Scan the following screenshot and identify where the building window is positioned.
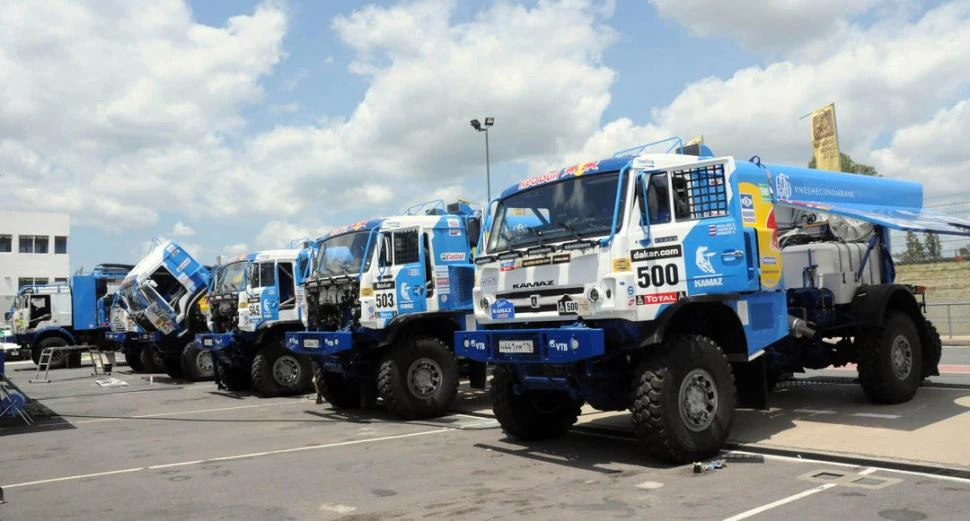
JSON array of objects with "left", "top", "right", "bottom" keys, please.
[
  {"left": 35, "top": 236, "right": 49, "bottom": 254},
  {"left": 18, "top": 236, "right": 34, "bottom": 253},
  {"left": 0, "top": 235, "right": 11, "bottom": 253},
  {"left": 18, "top": 277, "right": 49, "bottom": 289},
  {"left": 55, "top": 236, "right": 68, "bottom": 254}
]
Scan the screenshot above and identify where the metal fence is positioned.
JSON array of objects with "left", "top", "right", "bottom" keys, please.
[
  {"left": 891, "top": 191, "right": 970, "bottom": 262},
  {"left": 926, "top": 302, "right": 970, "bottom": 339}
]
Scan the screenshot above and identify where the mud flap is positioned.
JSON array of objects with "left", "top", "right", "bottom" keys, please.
[
  {"left": 468, "top": 361, "right": 487, "bottom": 390},
  {"left": 732, "top": 357, "right": 769, "bottom": 410}
]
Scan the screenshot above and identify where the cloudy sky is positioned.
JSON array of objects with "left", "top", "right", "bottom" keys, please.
[{"left": 2, "top": 0, "right": 968, "bottom": 270}]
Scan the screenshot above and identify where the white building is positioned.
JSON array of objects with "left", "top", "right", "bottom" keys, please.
[{"left": 0, "top": 211, "right": 71, "bottom": 319}]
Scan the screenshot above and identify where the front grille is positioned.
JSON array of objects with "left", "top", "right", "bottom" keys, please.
[{"left": 496, "top": 286, "right": 584, "bottom": 300}]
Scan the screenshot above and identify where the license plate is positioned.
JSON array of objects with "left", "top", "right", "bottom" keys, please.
[
  {"left": 303, "top": 338, "right": 320, "bottom": 349},
  {"left": 203, "top": 339, "right": 213, "bottom": 346},
  {"left": 498, "top": 339, "right": 534, "bottom": 354}
]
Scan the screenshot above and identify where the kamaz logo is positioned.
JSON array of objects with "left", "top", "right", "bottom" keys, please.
[{"left": 512, "top": 280, "right": 554, "bottom": 289}]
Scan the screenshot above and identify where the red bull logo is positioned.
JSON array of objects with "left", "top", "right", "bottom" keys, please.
[{"left": 517, "top": 161, "right": 600, "bottom": 190}]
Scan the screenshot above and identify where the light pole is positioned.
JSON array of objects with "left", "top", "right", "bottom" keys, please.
[{"left": 470, "top": 117, "right": 494, "bottom": 201}]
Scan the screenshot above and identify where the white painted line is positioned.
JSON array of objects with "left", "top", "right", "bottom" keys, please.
[
  {"left": 850, "top": 413, "right": 901, "bottom": 419},
  {"left": 319, "top": 503, "right": 357, "bottom": 514},
  {"left": 721, "top": 484, "right": 837, "bottom": 521},
  {"left": 859, "top": 467, "right": 879, "bottom": 475},
  {"left": 726, "top": 450, "right": 970, "bottom": 485},
  {"left": 793, "top": 408, "right": 837, "bottom": 415},
  {"left": 3, "top": 428, "right": 450, "bottom": 489}
]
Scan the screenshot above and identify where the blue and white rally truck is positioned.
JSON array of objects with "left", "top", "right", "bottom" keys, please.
[
  {"left": 114, "top": 241, "right": 212, "bottom": 380},
  {"left": 6, "top": 264, "right": 132, "bottom": 368},
  {"left": 286, "top": 200, "right": 484, "bottom": 419},
  {"left": 104, "top": 291, "right": 163, "bottom": 373},
  {"left": 456, "top": 138, "right": 970, "bottom": 463},
  {"left": 196, "top": 247, "right": 316, "bottom": 396}
]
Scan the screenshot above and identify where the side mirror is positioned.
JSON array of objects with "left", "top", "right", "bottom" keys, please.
[
  {"left": 636, "top": 171, "right": 652, "bottom": 245},
  {"left": 466, "top": 217, "right": 482, "bottom": 249}
]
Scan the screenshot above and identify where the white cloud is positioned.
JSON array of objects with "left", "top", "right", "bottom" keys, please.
[
  {"left": 170, "top": 221, "right": 196, "bottom": 237},
  {"left": 254, "top": 220, "right": 330, "bottom": 250},
  {"left": 576, "top": 1, "right": 970, "bottom": 196},
  {"left": 649, "top": 0, "right": 878, "bottom": 52},
  {"left": 220, "top": 242, "right": 251, "bottom": 258}
]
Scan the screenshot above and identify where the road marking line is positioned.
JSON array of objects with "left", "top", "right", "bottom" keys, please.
[
  {"left": 793, "top": 408, "right": 837, "bottom": 415},
  {"left": 859, "top": 467, "right": 878, "bottom": 475},
  {"left": 722, "top": 483, "right": 837, "bottom": 521},
  {"left": 727, "top": 450, "right": 970, "bottom": 485},
  {"left": 851, "top": 413, "right": 901, "bottom": 419},
  {"left": 2, "top": 428, "right": 450, "bottom": 489}
]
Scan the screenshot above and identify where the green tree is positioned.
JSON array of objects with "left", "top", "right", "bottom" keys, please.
[
  {"left": 808, "top": 152, "right": 880, "bottom": 176},
  {"left": 904, "top": 232, "right": 926, "bottom": 262},
  {"left": 959, "top": 245, "right": 970, "bottom": 258},
  {"left": 925, "top": 232, "right": 942, "bottom": 259}
]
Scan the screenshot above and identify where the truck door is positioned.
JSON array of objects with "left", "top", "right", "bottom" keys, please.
[
  {"left": 375, "top": 228, "right": 428, "bottom": 320},
  {"left": 671, "top": 161, "right": 755, "bottom": 294}
]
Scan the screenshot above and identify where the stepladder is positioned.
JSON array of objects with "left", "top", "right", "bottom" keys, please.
[{"left": 29, "top": 345, "right": 104, "bottom": 384}]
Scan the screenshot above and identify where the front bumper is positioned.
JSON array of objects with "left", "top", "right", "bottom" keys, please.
[
  {"left": 104, "top": 331, "right": 159, "bottom": 345},
  {"left": 284, "top": 331, "right": 353, "bottom": 356},
  {"left": 195, "top": 333, "right": 237, "bottom": 352},
  {"left": 455, "top": 327, "right": 605, "bottom": 364}
]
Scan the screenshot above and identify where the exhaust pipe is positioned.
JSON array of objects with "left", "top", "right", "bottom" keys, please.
[{"left": 788, "top": 316, "right": 816, "bottom": 338}]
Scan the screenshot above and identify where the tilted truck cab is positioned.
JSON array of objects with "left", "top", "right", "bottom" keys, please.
[
  {"left": 455, "top": 138, "right": 970, "bottom": 463},
  {"left": 114, "top": 241, "right": 212, "bottom": 380},
  {"left": 195, "top": 246, "right": 316, "bottom": 396},
  {"left": 285, "top": 200, "right": 484, "bottom": 419},
  {"left": 10, "top": 264, "right": 132, "bottom": 369}
]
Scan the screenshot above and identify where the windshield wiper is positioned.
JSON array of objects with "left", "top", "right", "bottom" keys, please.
[
  {"left": 525, "top": 227, "right": 548, "bottom": 247},
  {"left": 557, "top": 221, "right": 585, "bottom": 242}
]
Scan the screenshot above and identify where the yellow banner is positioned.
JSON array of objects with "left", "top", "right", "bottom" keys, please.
[{"left": 811, "top": 103, "right": 841, "bottom": 171}]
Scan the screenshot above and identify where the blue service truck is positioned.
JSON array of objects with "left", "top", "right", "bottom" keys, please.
[
  {"left": 455, "top": 138, "right": 970, "bottom": 463},
  {"left": 196, "top": 247, "right": 316, "bottom": 396},
  {"left": 286, "top": 200, "right": 485, "bottom": 419},
  {"left": 113, "top": 241, "right": 212, "bottom": 380},
  {"left": 6, "top": 264, "right": 132, "bottom": 369}
]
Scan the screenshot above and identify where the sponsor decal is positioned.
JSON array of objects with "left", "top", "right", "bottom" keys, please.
[
  {"left": 516, "top": 161, "right": 600, "bottom": 190},
  {"left": 707, "top": 222, "right": 737, "bottom": 237},
  {"left": 632, "top": 245, "right": 683, "bottom": 262},
  {"left": 177, "top": 258, "right": 191, "bottom": 272},
  {"left": 377, "top": 310, "right": 397, "bottom": 319},
  {"left": 613, "top": 257, "right": 631, "bottom": 272},
  {"left": 500, "top": 260, "right": 515, "bottom": 272},
  {"left": 360, "top": 287, "right": 374, "bottom": 297},
  {"left": 761, "top": 256, "right": 777, "bottom": 265},
  {"left": 774, "top": 173, "right": 792, "bottom": 200},
  {"left": 636, "top": 292, "right": 678, "bottom": 305},
  {"left": 518, "top": 170, "right": 562, "bottom": 190},
  {"left": 374, "top": 280, "right": 396, "bottom": 290},
  {"left": 512, "top": 280, "right": 554, "bottom": 290},
  {"left": 654, "top": 235, "right": 678, "bottom": 244},
  {"left": 740, "top": 194, "right": 756, "bottom": 223},
  {"left": 521, "top": 257, "right": 551, "bottom": 268},
  {"left": 399, "top": 282, "right": 413, "bottom": 302},
  {"left": 399, "top": 302, "right": 415, "bottom": 311},
  {"left": 479, "top": 275, "right": 497, "bottom": 291},
  {"left": 627, "top": 285, "right": 635, "bottom": 296},
  {"left": 490, "top": 299, "right": 515, "bottom": 320},
  {"left": 557, "top": 295, "right": 580, "bottom": 315},
  {"left": 384, "top": 221, "right": 400, "bottom": 228},
  {"left": 449, "top": 229, "right": 462, "bottom": 236},
  {"left": 695, "top": 246, "right": 718, "bottom": 275},
  {"left": 552, "top": 253, "right": 571, "bottom": 264},
  {"left": 407, "top": 267, "right": 420, "bottom": 277},
  {"left": 447, "top": 217, "right": 461, "bottom": 228},
  {"left": 693, "top": 276, "right": 724, "bottom": 288},
  {"left": 759, "top": 183, "right": 772, "bottom": 202},
  {"left": 440, "top": 252, "right": 466, "bottom": 262}
]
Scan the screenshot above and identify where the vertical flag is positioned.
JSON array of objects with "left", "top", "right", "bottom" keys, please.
[{"left": 810, "top": 103, "right": 841, "bottom": 171}]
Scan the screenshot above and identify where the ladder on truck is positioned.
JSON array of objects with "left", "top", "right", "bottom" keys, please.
[{"left": 29, "top": 345, "right": 104, "bottom": 384}]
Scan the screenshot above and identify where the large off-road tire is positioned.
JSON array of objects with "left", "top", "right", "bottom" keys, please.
[
  {"left": 857, "top": 311, "right": 923, "bottom": 404},
  {"left": 491, "top": 365, "right": 582, "bottom": 440},
  {"left": 251, "top": 342, "right": 312, "bottom": 397},
  {"left": 377, "top": 337, "right": 460, "bottom": 419},
  {"left": 921, "top": 319, "right": 943, "bottom": 381},
  {"left": 630, "top": 334, "right": 736, "bottom": 464},
  {"left": 32, "top": 336, "right": 69, "bottom": 369},
  {"left": 216, "top": 360, "right": 252, "bottom": 392},
  {"left": 162, "top": 354, "right": 185, "bottom": 379},
  {"left": 124, "top": 344, "right": 145, "bottom": 372},
  {"left": 313, "top": 361, "right": 363, "bottom": 409},
  {"left": 181, "top": 341, "right": 214, "bottom": 382},
  {"left": 140, "top": 345, "right": 163, "bottom": 373}
]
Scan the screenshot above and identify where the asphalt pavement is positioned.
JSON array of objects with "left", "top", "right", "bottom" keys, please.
[{"left": 0, "top": 349, "right": 969, "bottom": 520}]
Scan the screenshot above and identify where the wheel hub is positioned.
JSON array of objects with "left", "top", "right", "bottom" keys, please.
[
  {"left": 196, "top": 350, "right": 213, "bottom": 372},
  {"left": 273, "top": 355, "right": 301, "bottom": 386},
  {"left": 890, "top": 334, "right": 913, "bottom": 380},
  {"left": 678, "top": 368, "right": 718, "bottom": 432},
  {"left": 407, "top": 358, "right": 443, "bottom": 398}
]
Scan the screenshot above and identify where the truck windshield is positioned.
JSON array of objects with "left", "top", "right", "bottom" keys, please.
[
  {"left": 314, "top": 231, "right": 373, "bottom": 278},
  {"left": 487, "top": 172, "right": 625, "bottom": 253},
  {"left": 217, "top": 261, "right": 249, "bottom": 293}
]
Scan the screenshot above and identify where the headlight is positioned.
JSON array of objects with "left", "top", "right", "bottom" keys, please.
[
  {"left": 588, "top": 288, "right": 600, "bottom": 302},
  {"left": 479, "top": 297, "right": 490, "bottom": 311}
]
